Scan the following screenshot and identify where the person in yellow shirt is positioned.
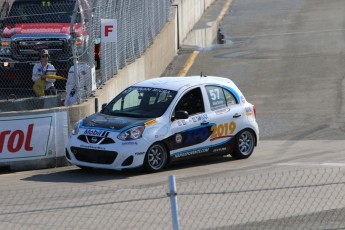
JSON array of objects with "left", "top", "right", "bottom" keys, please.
[{"left": 32, "top": 49, "right": 57, "bottom": 96}]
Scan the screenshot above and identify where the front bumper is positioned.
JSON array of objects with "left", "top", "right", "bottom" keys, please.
[{"left": 65, "top": 139, "right": 150, "bottom": 171}]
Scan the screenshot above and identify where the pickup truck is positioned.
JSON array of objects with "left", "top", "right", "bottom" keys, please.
[{"left": 0, "top": 0, "right": 98, "bottom": 87}]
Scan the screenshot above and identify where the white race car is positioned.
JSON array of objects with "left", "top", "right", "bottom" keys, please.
[{"left": 65, "top": 76, "right": 259, "bottom": 172}]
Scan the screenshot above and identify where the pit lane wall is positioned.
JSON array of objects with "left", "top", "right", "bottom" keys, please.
[{"left": 0, "top": 0, "right": 217, "bottom": 171}]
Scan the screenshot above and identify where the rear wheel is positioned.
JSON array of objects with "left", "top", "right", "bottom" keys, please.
[
  {"left": 144, "top": 143, "right": 168, "bottom": 172},
  {"left": 230, "top": 129, "right": 256, "bottom": 159}
]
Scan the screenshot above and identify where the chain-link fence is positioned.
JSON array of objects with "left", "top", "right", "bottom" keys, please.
[
  {"left": 0, "top": 0, "right": 171, "bottom": 111},
  {"left": 94, "top": 0, "right": 171, "bottom": 84},
  {"left": 1, "top": 167, "right": 345, "bottom": 229}
]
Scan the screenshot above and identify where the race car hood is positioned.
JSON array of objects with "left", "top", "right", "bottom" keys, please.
[
  {"left": 82, "top": 113, "right": 152, "bottom": 131},
  {"left": 2, "top": 23, "right": 83, "bottom": 38}
]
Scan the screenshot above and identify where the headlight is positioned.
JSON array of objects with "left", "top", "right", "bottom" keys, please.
[
  {"left": 118, "top": 126, "right": 145, "bottom": 141},
  {"left": 71, "top": 120, "right": 81, "bottom": 135},
  {"left": 0, "top": 39, "right": 11, "bottom": 55},
  {"left": 74, "top": 36, "right": 84, "bottom": 46}
]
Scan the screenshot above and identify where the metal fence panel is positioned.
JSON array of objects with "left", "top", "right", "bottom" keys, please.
[{"left": 1, "top": 168, "right": 345, "bottom": 229}]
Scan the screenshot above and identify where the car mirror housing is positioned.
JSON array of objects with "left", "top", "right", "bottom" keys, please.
[{"left": 173, "top": 110, "right": 189, "bottom": 120}]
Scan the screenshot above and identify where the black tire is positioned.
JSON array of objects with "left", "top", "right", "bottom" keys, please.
[
  {"left": 230, "top": 129, "right": 256, "bottom": 159},
  {"left": 144, "top": 143, "right": 168, "bottom": 172}
]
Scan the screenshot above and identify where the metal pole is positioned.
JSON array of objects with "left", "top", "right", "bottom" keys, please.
[
  {"left": 70, "top": 1, "right": 80, "bottom": 104},
  {"left": 168, "top": 175, "right": 180, "bottom": 230}
]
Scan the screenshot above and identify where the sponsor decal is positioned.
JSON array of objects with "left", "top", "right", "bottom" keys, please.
[
  {"left": 167, "top": 124, "right": 214, "bottom": 151},
  {"left": 175, "top": 134, "right": 182, "bottom": 144},
  {"left": 135, "top": 152, "right": 145, "bottom": 155},
  {"left": 210, "top": 122, "right": 236, "bottom": 141},
  {"left": 213, "top": 147, "right": 227, "bottom": 153},
  {"left": 84, "top": 129, "right": 103, "bottom": 136},
  {"left": 155, "top": 134, "right": 165, "bottom": 139},
  {"left": 0, "top": 115, "right": 58, "bottom": 160},
  {"left": 198, "top": 114, "right": 208, "bottom": 121},
  {"left": 80, "top": 145, "right": 106, "bottom": 150},
  {"left": 215, "top": 108, "right": 230, "bottom": 115},
  {"left": 145, "top": 119, "right": 157, "bottom": 127},
  {"left": 245, "top": 107, "right": 252, "bottom": 116},
  {"left": 0, "top": 124, "right": 33, "bottom": 153},
  {"left": 174, "top": 148, "right": 209, "bottom": 158},
  {"left": 123, "top": 87, "right": 172, "bottom": 94},
  {"left": 121, "top": 141, "right": 138, "bottom": 145},
  {"left": 212, "top": 100, "right": 225, "bottom": 107},
  {"left": 185, "top": 127, "right": 210, "bottom": 144},
  {"left": 177, "top": 120, "right": 187, "bottom": 126}
]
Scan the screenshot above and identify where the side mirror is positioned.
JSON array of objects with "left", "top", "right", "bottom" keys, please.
[
  {"left": 172, "top": 110, "right": 188, "bottom": 121},
  {"left": 101, "top": 103, "right": 107, "bottom": 110}
]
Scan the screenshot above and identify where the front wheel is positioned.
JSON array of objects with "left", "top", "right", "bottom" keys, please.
[
  {"left": 144, "top": 143, "right": 168, "bottom": 172},
  {"left": 230, "top": 129, "right": 256, "bottom": 159}
]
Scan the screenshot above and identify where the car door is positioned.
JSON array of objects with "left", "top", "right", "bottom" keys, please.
[
  {"left": 202, "top": 85, "right": 246, "bottom": 154},
  {"left": 167, "top": 86, "right": 214, "bottom": 159}
]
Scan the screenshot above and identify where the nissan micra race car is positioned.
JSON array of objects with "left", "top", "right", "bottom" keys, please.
[{"left": 65, "top": 76, "right": 259, "bottom": 172}]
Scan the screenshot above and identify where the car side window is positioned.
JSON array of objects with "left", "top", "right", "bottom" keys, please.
[
  {"left": 175, "top": 87, "right": 205, "bottom": 116},
  {"left": 206, "top": 86, "right": 237, "bottom": 110},
  {"left": 223, "top": 88, "right": 237, "bottom": 106}
]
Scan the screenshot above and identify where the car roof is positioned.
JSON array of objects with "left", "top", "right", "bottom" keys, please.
[{"left": 133, "top": 76, "right": 238, "bottom": 91}]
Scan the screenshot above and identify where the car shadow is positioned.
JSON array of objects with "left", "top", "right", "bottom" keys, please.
[
  {"left": 21, "top": 167, "right": 144, "bottom": 183},
  {"left": 166, "top": 154, "right": 236, "bottom": 171},
  {"left": 21, "top": 155, "right": 236, "bottom": 183}
]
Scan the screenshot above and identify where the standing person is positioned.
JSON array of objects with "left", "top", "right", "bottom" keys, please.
[
  {"left": 32, "top": 49, "right": 57, "bottom": 96},
  {"left": 64, "top": 62, "right": 91, "bottom": 106}
]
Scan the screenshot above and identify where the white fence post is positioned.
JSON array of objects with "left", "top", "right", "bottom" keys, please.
[{"left": 168, "top": 175, "right": 180, "bottom": 230}]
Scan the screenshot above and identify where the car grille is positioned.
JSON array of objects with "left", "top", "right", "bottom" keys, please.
[
  {"left": 70, "top": 147, "right": 118, "bottom": 164},
  {"left": 78, "top": 135, "right": 115, "bottom": 144},
  {"left": 12, "top": 37, "right": 71, "bottom": 60}
]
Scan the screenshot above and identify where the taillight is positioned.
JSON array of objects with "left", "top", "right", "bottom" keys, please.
[{"left": 253, "top": 105, "right": 257, "bottom": 118}]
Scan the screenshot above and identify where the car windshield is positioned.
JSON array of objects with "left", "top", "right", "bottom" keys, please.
[
  {"left": 102, "top": 87, "right": 177, "bottom": 118},
  {"left": 6, "top": 0, "right": 81, "bottom": 24}
]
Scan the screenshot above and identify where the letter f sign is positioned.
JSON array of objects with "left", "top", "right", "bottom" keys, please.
[
  {"left": 105, "top": 25, "right": 113, "bottom": 37},
  {"left": 101, "top": 19, "right": 117, "bottom": 43}
]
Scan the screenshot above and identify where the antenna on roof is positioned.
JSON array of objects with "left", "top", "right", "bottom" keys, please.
[{"left": 200, "top": 72, "right": 207, "bottom": 77}]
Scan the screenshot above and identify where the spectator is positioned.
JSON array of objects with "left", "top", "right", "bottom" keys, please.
[
  {"left": 64, "top": 62, "right": 91, "bottom": 106},
  {"left": 32, "top": 49, "right": 57, "bottom": 96}
]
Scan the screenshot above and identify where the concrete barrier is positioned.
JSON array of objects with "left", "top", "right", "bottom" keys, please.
[{"left": 0, "top": 95, "right": 61, "bottom": 112}]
